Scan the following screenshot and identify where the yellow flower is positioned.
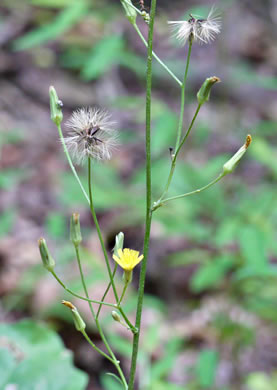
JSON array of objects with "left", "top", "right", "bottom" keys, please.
[{"left": 113, "top": 248, "right": 144, "bottom": 271}]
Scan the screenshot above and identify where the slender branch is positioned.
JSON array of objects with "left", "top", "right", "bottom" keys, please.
[
  {"left": 157, "top": 103, "right": 202, "bottom": 203},
  {"left": 74, "top": 245, "right": 127, "bottom": 389},
  {"left": 153, "top": 173, "right": 225, "bottom": 210},
  {"left": 117, "top": 306, "right": 137, "bottom": 334},
  {"left": 56, "top": 123, "right": 89, "bottom": 204},
  {"left": 133, "top": 23, "right": 182, "bottom": 87},
  {"left": 81, "top": 329, "right": 114, "bottom": 363},
  {"left": 118, "top": 281, "right": 130, "bottom": 306},
  {"left": 96, "top": 264, "right": 118, "bottom": 318},
  {"left": 50, "top": 270, "right": 115, "bottom": 308},
  {"left": 128, "top": 0, "right": 156, "bottom": 388},
  {"left": 175, "top": 39, "right": 192, "bottom": 150},
  {"left": 88, "top": 158, "right": 119, "bottom": 302}
]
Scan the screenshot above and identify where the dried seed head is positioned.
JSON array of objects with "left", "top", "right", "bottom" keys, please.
[
  {"left": 65, "top": 108, "right": 118, "bottom": 164},
  {"left": 168, "top": 6, "right": 221, "bottom": 45}
]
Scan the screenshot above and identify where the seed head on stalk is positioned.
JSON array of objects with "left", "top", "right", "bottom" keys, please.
[
  {"left": 65, "top": 108, "right": 118, "bottom": 164},
  {"left": 168, "top": 6, "right": 221, "bottom": 45}
]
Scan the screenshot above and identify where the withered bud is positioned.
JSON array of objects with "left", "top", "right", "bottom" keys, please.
[
  {"left": 62, "top": 300, "right": 86, "bottom": 332},
  {"left": 49, "top": 86, "right": 63, "bottom": 126},
  {"left": 197, "top": 76, "right": 221, "bottom": 105},
  {"left": 38, "top": 238, "right": 55, "bottom": 272},
  {"left": 70, "top": 213, "right": 82, "bottom": 247},
  {"left": 223, "top": 135, "right": 252, "bottom": 175}
]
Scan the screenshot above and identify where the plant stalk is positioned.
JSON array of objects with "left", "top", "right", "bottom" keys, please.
[
  {"left": 175, "top": 39, "right": 192, "bottom": 150},
  {"left": 128, "top": 0, "right": 156, "bottom": 388},
  {"left": 88, "top": 158, "right": 119, "bottom": 303}
]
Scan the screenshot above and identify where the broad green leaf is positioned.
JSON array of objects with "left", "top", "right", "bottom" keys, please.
[
  {"left": 0, "top": 209, "right": 15, "bottom": 237},
  {"left": 190, "top": 255, "right": 234, "bottom": 292},
  {"left": 45, "top": 212, "right": 67, "bottom": 238},
  {"left": 0, "top": 320, "right": 88, "bottom": 390},
  {"left": 151, "top": 338, "right": 182, "bottom": 382},
  {"left": 195, "top": 349, "right": 218, "bottom": 388},
  {"left": 238, "top": 225, "right": 267, "bottom": 266},
  {"left": 13, "top": 1, "right": 89, "bottom": 50},
  {"left": 81, "top": 36, "right": 124, "bottom": 80},
  {"left": 152, "top": 111, "right": 178, "bottom": 155}
]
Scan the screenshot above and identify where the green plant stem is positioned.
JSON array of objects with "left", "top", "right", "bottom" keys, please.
[
  {"left": 95, "top": 264, "right": 136, "bottom": 333},
  {"left": 133, "top": 23, "right": 182, "bottom": 87},
  {"left": 75, "top": 245, "right": 127, "bottom": 389},
  {"left": 156, "top": 173, "right": 225, "bottom": 209},
  {"left": 117, "top": 307, "right": 137, "bottom": 334},
  {"left": 128, "top": 0, "right": 156, "bottom": 388},
  {"left": 157, "top": 103, "right": 202, "bottom": 204},
  {"left": 88, "top": 158, "right": 119, "bottom": 303},
  {"left": 50, "top": 270, "right": 115, "bottom": 308},
  {"left": 56, "top": 123, "right": 89, "bottom": 204},
  {"left": 118, "top": 281, "right": 130, "bottom": 306},
  {"left": 96, "top": 264, "right": 118, "bottom": 318},
  {"left": 175, "top": 39, "right": 192, "bottom": 150},
  {"left": 80, "top": 329, "right": 113, "bottom": 362}
]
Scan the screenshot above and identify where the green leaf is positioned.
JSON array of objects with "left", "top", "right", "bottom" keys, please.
[
  {"left": 238, "top": 225, "right": 267, "bottom": 266},
  {"left": 195, "top": 349, "right": 218, "bottom": 388},
  {"left": 0, "top": 319, "right": 88, "bottom": 390},
  {"left": 152, "top": 111, "right": 178, "bottom": 156},
  {"left": 81, "top": 36, "right": 124, "bottom": 80},
  {"left": 0, "top": 209, "right": 15, "bottom": 237},
  {"left": 29, "top": 0, "right": 77, "bottom": 7},
  {"left": 151, "top": 338, "right": 182, "bottom": 382},
  {"left": 45, "top": 212, "right": 67, "bottom": 238},
  {"left": 101, "top": 373, "right": 124, "bottom": 390},
  {"left": 13, "top": 1, "right": 89, "bottom": 50},
  {"left": 190, "top": 255, "right": 234, "bottom": 293}
]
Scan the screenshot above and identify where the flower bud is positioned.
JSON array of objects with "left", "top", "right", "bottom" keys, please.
[
  {"left": 62, "top": 301, "right": 86, "bottom": 332},
  {"left": 111, "top": 311, "right": 121, "bottom": 323},
  {"left": 49, "top": 86, "right": 63, "bottom": 126},
  {"left": 113, "top": 232, "right": 124, "bottom": 257},
  {"left": 120, "top": 0, "right": 137, "bottom": 25},
  {"left": 223, "top": 135, "right": 252, "bottom": 175},
  {"left": 197, "top": 76, "right": 220, "bottom": 105},
  {"left": 70, "top": 213, "right": 82, "bottom": 247},
  {"left": 38, "top": 238, "right": 55, "bottom": 272}
]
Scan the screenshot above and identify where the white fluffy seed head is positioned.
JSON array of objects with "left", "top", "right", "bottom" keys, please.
[
  {"left": 65, "top": 108, "right": 118, "bottom": 164},
  {"left": 168, "top": 6, "right": 221, "bottom": 45}
]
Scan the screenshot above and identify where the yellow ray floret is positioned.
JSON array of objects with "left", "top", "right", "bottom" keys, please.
[{"left": 112, "top": 248, "right": 144, "bottom": 271}]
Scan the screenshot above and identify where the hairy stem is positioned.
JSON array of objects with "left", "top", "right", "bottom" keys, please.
[{"left": 128, "top": 0, "right": 156, "bottom": 388}]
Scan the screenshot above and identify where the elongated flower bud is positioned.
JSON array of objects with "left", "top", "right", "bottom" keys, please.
[
  {"left": 223, "top": 135, "right": 252, "bottom": 175},
  {"left": 197, "top": 76, "right": 220, "bottom": 105},
  {"left": 62, "top": 301, "right": 86, "bottom": 332},
  {"left": 38, "top": 238, "right": 55, "bottom": 272},
  {"left": 70, "top": 213, "right": 82, "bottom": 247},
  {"left": 49, "top": 86, "right": 63, "bottom": 126},
  {"left": 111, "top": 311, "right": 121, "bottom": 323},
  {"left": 120, "top": 0, "right": 137, "bottom": 25},
  {"left": 113, "top": 232, "right": 124, "bottom": 257}
]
